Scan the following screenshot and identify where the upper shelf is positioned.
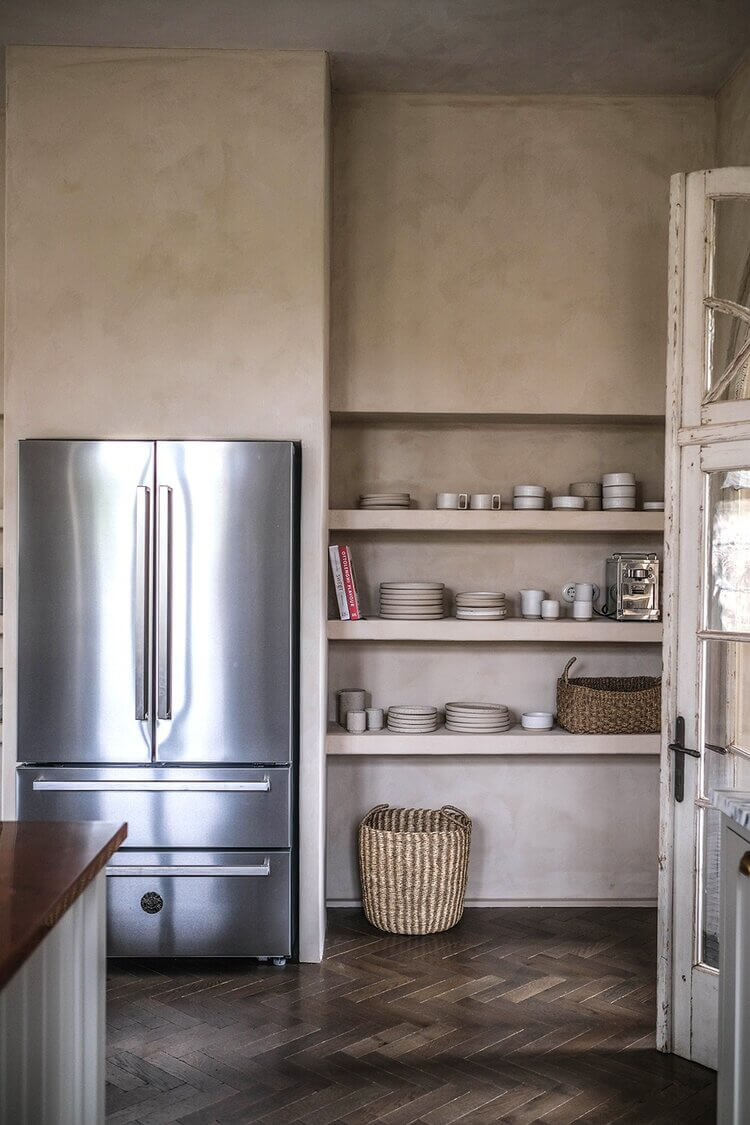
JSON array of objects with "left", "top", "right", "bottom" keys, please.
[
  {"left": 329, "top": 510, "right": 664, "bottom": 533},
  {"left": 331, "top": 410, "right": 666, "bottom": 426},
  {"left": 328, "top": 619, "right": 662, "bottom": 643},
  {"left": 327, "top": 725, "right": 660, "bottom": 757}
]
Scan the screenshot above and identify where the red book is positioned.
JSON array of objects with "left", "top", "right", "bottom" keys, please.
[{"left": 338, "top": 545, "right": 360, "bottom": 620}]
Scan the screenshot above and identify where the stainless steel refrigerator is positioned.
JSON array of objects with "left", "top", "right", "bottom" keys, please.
[{"left": 17, "top": 439, "right": 299, "bottom": 961}]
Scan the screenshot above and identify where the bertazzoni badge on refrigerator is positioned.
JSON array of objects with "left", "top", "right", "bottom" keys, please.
[{"left": 16, "top": 439, "right": 300, "bottom": 962}]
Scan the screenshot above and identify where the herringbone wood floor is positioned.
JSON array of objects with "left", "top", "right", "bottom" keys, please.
[{"left": 106, "top": 908, "right": 715, "bottom": 1124}]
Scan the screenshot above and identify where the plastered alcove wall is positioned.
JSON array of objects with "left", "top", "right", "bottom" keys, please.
[
  {"left": 2, "top": 47, "right": 330, "bottom": 961},
  {"left": 331, "top": 93, "right": 716, "bottom": 415}
]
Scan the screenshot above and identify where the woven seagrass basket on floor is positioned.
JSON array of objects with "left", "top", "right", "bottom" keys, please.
[
  {"left": 556, "top": 656, "right": 661, "bottom": 735},
  {"left": 358, "top": 804, "right": 472, "bottom": 935}
]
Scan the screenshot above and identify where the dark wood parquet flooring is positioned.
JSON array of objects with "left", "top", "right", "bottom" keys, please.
[{"left": 106, "top": 907, "right": 716, "bottom": 1124}]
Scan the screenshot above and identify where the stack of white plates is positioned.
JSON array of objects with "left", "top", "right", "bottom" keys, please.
[
  {"left": 359, "top": 493, "right": 411, "bottom": 509},
  {"left": 513, "top": 485, "right": 545, "bottom": 510},
  {"left": 602, "top": 473, "right": 636, "bottom": 510},
  {"left": 454, "top": 591, "right": 507, "bottom": 619},
  {"left": 445, "top": 702, "right": 512, "bottom": 733},
  {"left": 379, "top": 581, "right": 445, "bottom": 619},
  {"left": 387, "top": 705, "right": 440, "bottom": 733},
  {"left": 570, "top": 481, "right": 602, "bottom": 511}
]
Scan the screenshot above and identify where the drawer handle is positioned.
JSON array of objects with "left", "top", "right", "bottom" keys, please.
[
  {"left": 740, "top": 852, "right": 750, "bottom": 877},
  {"left": 32, "top": 778, "right": 271, "bottom": 792},
  {"left": 106, "top": 860, "right": 271, "bottom": 877}
]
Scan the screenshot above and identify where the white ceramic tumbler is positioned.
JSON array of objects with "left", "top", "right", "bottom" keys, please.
[
  {"left": 541, "top": 599, "right": 560, "bottom": 619},
  {"left": 366, "top": 707, "right": 384, "bottom": 731},
  {"left": 575, "top": 583, "right": 595, "bottom": 601},
  {"left": 520, "top": 589, "right": 546, "bottom": 618},
  {"left": 338, "top": 689, "right": 366, "bottom": 727},
  {"left": 346, "top": 710, "right": 367, "bottom": 733},
  {"left": 573, "top": 600, "right": 593, "bottom": 620}
]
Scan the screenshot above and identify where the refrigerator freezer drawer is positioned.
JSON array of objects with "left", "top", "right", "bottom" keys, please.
[
  {"left": 17, "top": 767, "right": 292, "bottom": 849},
  {"left": 106, "top": 850, "right": 292, "bottom": 958}
]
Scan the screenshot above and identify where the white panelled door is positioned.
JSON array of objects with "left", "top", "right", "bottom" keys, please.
[{"left": 659, "top": 168, "right": 750, "bottom": 1067}]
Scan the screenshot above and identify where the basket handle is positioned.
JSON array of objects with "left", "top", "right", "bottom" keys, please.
[
  {"left": 561, "top": 657, "right": 577, "bottom": 682},
  {"left": 440, "top": 804, "right": 469, "bottom": 827},
  {"left": 362, "top": 803, "right": 389, "bottom": 826}
]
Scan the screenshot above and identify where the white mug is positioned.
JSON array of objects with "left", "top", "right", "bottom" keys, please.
[
  {"left": 541, "top": 599, "right": 560, "bottom": 619},
  {"left": 366, "top": 707, "right": 384, "bottom": 731},
  {"left": 573, "top": 600, "right": 593, "bottom": 620},
  {"left": 470, "top": 493, "right": 501, "bottom": 510},
  {"left": 520, "top": 588, "right": 546, "bottom": 617},
  {"left": 575, "top": 583, "right": 595, "bottom": 601},
  {"left": 436, "top": 492, "right": 468, "bottom": 509},
  {"left": 346, "top": 710, "right": 367, "bottom": 733}
]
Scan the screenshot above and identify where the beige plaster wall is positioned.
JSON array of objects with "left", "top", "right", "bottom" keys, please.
[
  {"left": 3, "top": 47, "right": 330, "bottom": 960},
  {"left": 331, "top": 94, "right": 715, "bottom": 416},
  {"left": 718, "top": 52, "right": 750, "bottom": 164}
]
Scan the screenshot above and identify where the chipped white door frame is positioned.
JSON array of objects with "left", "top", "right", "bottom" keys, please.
[{"left": 658, "top": 168, "right": 750, "bottom": 1066}]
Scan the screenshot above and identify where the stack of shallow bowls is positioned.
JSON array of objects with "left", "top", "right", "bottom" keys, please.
[
  {"left": 513, "top": 484, "right": 545, "bottom": 510},
  {"left": 454, "top": 591, "right": 506, "bottom": 619},
  {"left": 359, "top": 493, "right": 411, "bottom": 509},
  {"left": 569, "top": 482, "right": 602, "bottom": 511},
  {"left": 602, "top": 473, "right": 636, "bottom": 510},
  {"left": 445, "top": 702, "right": 512, "bottom": 733},
  {"left": 379, "top": 581, "right": 445, "bottom": 619},
  {"left": 643, "top": 500, "right": 665, "bottom": 511},
  {"left": 387, "top": 705, "right": 440, "bottom": 733}
]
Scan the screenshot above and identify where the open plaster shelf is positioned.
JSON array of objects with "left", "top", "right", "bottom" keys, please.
[
  {"left": 330, "top": 410, "right": 666, "bottom": 426},
  {"left": 329, "top": 510, "right": 664, "bottom": 533},
  {"left": 326, "top": 725, "right": 660, "bottom": 756},
  {"left": 327, "top": 618, "right": 662, "bottom": 643}
]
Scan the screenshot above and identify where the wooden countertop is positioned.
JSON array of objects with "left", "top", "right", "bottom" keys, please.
[{"left": 0, "top": 820, "right": 127, "bottom": 990}]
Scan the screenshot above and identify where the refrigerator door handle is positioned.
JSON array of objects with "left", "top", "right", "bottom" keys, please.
[
  {"left": 157, "top": 484, "right": 173, "bottom": 720},
  {"left": 31, "top": 776, "right": 272, "bottom": 792},
  {"left": 135, "top": 485, "right": 151, "bottom": 720},
  {"left": 106, "top": 860, "right": 271, "bottom": 877}
]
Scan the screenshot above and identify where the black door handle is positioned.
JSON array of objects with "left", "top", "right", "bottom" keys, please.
[{"left": 669, "top": 716, "right": 699, "bottom": 803}]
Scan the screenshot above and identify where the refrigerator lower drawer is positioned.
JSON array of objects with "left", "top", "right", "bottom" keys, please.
[
  {"left": 17, "top": 766, "right": 292, "bottom": 848},
  {"left": 106, "top": 850, "right": 292, "bottom": 958}
]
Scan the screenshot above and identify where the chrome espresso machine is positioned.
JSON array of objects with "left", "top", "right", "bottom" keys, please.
[{"left": 604, "top": 552, "right": 661, "bottom": 621}]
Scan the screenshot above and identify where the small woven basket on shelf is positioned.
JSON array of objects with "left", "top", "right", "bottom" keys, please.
[
  {"left": 358, "top": 804, "right": 472, "bottom": 935},
  {"left": 556, "top": 656, "right": 661, "bottom": 735}
]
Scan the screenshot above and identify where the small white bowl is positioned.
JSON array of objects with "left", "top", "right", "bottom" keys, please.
[
  {"left": 521, "top": 712, "right": 554, "bottom": 730},
  {"left": 552, "top": 495, "right": 585, "bottom": 509},
  {"left": 513, "top": 496, "right": 545, "bottom": 509},
  {"left": 602, "top": 485, "right": 636, "bottom": 497},
  {"left": 603, "top": 497, "right": 636, "bottom": 509},
  {"left": 513, "top": 484, "right": 545, "bottom": 497},
  {"left": 643, "top": 501, "right": 665, "bottom": 510},
  {"left": 601, "top": 473, "right": 635, "bottom": 486}
]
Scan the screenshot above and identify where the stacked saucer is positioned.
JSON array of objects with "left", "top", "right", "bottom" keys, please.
[
  {"left": 513, "top": 484, "right": 545, "bottom": 510},
  {"left": 359, "top": 493, "right": 411, "bottom": 509},
  {"left": 454, "top": 591, "right": 507, "bottom": 620},
  {"left": 379, "top": 581, "right": 445, "bottom": 619},
  {"left": 602, "top": 473, "right": 636, "bottom": 510},
  {"left": 387, "top": 705, "right": 440, "bottom": 733},
  {"left": 445, "top": 702, "right": 512, "bottom": 733}
]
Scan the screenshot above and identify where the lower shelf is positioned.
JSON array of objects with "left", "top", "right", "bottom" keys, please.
[{"left": 326, "top": 725, "right": 660, "bottom": 756}]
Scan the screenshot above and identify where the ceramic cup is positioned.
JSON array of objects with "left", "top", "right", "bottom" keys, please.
[
  {"left": 436, "top": 492, "right": 468, "bottom": 509},
  {"left": 346, "top": 710, "right": 367, "bottom": 733},
  {"left": 575, "top": 583, "right": 595, "bottom": 601},
  {"left": 366, "top": 707, "right": 384, "bottom": 731},
  {"left": 337, "top": 688, "right": 366, "bottom": 727},
  {"left": 541, "top": 599, "right": 560, "bottom": 619},
  {"left": 470, "top": 493, "right": 501, "bottom": 510},
  {"left": 573, "top": 600, "right": 593, "bottom": 620},
  {"left": 520, "top": 588, "right": 546, "bottom": 618}
]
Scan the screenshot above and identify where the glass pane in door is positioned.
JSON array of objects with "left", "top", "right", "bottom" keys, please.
[
  {"left": 707, "top": 198, "right": 750, "bottom": 402},
  {"left": 699, "top": 636, "right": 750, "bottom": 968},
  {"left": 705, "top": 468, "right": 750, "bottom": 632}
]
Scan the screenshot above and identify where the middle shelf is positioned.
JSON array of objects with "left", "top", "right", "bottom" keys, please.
[
  {"left": 328, "top": 509, "right": 664, "bottom": 533},
  {"left": 327, "top": 618, "right": 662, "bottom": 643},
  {"left": 327, "top": 725, "right": 660, "bottom": 756}
]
